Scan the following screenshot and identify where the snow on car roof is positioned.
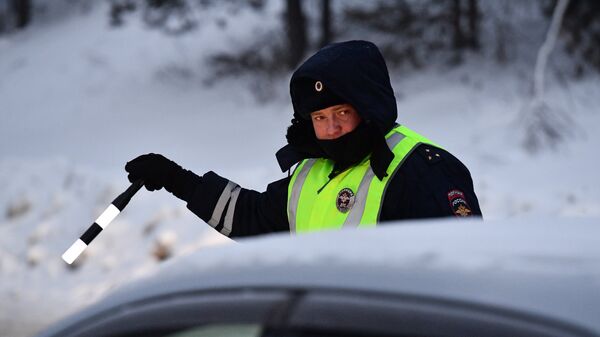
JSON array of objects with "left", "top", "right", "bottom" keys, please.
[{"left": 74, "top": 216, "right": 600, "bottom": 332}]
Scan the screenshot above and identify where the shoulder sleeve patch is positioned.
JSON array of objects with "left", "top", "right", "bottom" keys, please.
[
  {"left": 418, "top": 145, "right": 444, "bottom": 164},
  {"left": 447, "top": 189, "right": 473, "bottom": 217}
]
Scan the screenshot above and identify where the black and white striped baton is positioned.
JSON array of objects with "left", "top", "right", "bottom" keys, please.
[{"left": 62, "top": 179, "right": 144, "bottom": 264}]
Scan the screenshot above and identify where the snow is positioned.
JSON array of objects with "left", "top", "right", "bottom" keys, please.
[
  {"left": 156, "top": 216, "right": 600, "bottom": 281},
  {"left": 1, "top": 3, "right": 599, "bottom": 337}
]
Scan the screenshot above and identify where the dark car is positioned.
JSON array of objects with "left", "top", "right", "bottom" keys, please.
[{"left": 36, "top": 217, "right": 600, "bottom": 337}]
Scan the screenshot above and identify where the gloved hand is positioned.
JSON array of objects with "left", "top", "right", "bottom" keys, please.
[{"left": 125, "top": 153, "right": 183, "bottom": 192}]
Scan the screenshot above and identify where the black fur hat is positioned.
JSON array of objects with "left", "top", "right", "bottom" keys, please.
[{"left": 290, "top": 77, "right": 346, "bottom": 119}]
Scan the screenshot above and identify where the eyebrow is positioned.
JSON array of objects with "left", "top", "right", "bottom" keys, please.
[
  {"left": 334, "top": 105, "right": 351, "bottom": 113},
  {"left": 312, "top": 105, "right": 348, "bottom": 116}
]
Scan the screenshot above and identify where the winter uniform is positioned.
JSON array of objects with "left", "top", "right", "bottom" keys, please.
[{"left": 125, "top": 40, "right": 481, "bottom": 239}]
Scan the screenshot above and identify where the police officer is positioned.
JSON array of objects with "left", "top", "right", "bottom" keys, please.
[{"left": 125, "top": 40, "right": 482, "bottom": 238}]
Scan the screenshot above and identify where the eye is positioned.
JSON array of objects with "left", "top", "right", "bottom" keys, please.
[
  {"left": 337, "top": 109, "right": 352, "bottom": 120},
  {"left": 312, "top": 115, "right": 325, "bottom": 121}
]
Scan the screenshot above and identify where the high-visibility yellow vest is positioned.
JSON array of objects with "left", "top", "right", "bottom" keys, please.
[{"left": 287, "top": 125, "right": 439, "bottom": 233}]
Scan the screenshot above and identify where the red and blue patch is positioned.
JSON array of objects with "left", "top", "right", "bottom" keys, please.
[{"left": 447, "top": 189, "right": 472, "bottom": 217}]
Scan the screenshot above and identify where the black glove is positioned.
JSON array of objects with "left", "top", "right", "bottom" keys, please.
[
  {"left": 126, "top": 153, "right": 202, "bottom": 201},
  {"left": 125, "top": 152, "right": 189, "bottom": 191},
  {"left": 285, "top": 118, "right": 324, "bottom": 157}
]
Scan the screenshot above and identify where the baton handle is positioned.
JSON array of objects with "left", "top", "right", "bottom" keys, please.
[{"left": 112, "top": 179, "right": 144, "bottom": 210}]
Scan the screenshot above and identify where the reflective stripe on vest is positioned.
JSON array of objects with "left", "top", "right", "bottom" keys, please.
[{"left": 287, "top": 125, "right": 439, "bottom": 234}]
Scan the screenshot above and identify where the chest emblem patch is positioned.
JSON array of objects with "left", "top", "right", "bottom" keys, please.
[{"left": 336, "top": 188, "right": 355, "bottom": 213}]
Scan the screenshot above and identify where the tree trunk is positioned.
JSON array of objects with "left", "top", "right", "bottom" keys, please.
[
  {"left": 0, "top": 13, "right": 5, "bottom": 34},
  {"left": 11, "top": 0, "right": 31, "bottom": 29},
  {"left": 285, "top": 0, "right": 307, "bottom": 69},
  {"left": 319, "top": 0, "right": 332, "bottom": 48},
  {"left": 450, "top": 0, "right": 465, "bottom": 64},
  {"left": 452, "top": 0, "right": 465, "bottom": 50},
  {"left": 533, "top": 0, "right": 570, "bottom": 103},
  {"left": 522, "top": 0, "right": 572, "bottom": 152},
  {"left": 467, "top": 0, "right": 479, "bottom": 50},
  {"left": 494, "top": 0, "right": 510, "bottom": 64}
]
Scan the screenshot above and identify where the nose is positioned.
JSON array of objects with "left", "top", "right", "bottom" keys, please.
[{"left": 326, "top": 116, "right": 342, "bottom": 138}]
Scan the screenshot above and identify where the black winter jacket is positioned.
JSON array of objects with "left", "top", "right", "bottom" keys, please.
[{"left": 183, "top": 143, "right": 480, "bottom": 238}]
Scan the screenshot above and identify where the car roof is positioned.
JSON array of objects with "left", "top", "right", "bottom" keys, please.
[{"left": 39, "top": 216, "right": 600, "bottom": 335}]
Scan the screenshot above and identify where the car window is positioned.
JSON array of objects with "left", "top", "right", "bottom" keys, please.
[{"left": 164, "top": 324, "right": 262, "bottom": 337}]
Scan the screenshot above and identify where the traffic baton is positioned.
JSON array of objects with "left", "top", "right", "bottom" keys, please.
[{"left": 62, "top": 179, "right": 144, "bottom": 264}]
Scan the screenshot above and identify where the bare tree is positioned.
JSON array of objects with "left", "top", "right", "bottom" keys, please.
[
  {"left": 11, "top": 0, "right": 31, "bottom": 29},
  {"left": 560, "top": 1, "right": 600, "bottom": 75},
  {"left": 466, "top": 0, "right": 479, "bottom": 50},
  {"left": 0, "top": 12, "right": 5, "bottom": 34},
  {"left": 319, "top": 0, "right": 332, "bottom": 48},
  {"left": 521, "top": 0, "right": 571, "bottom": 152},
  {"left": 0, "top": 0, "right": 31, "bottom": 33},
  {"left": 285, "top": 0, "right": 307, "bottom": 69},
  {"left": 450, "top": 0, "right": 480, "bottom": 63},
  {"left": 493, "top": 0, "right": 511, "bottom": 64},
  {"left": 451, "top": 0, "right": 465, "bottom": 50}
]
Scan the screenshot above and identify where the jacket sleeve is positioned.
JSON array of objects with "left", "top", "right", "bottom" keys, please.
[
  {"left": 380, "top": 144, "right": 482, "bottom": 221},
  {"left": 183, "top": 171, "right": 290, "bottom": 239}
]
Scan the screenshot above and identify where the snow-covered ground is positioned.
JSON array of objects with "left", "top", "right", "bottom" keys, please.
[{"left": 1, "top": 3, "right": 599, "bottom": 337}]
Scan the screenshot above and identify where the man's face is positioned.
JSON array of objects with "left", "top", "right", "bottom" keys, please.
[{"left": 310, "top": 104, "right": 362, "bottom": 140}]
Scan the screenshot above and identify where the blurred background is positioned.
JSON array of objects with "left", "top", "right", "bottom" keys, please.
[{"left": 0, "top": 0, "right": 599, "bottom": 336}]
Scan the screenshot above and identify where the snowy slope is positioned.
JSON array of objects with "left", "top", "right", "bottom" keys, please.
[{"left": 1, "top": 3, "right": 599, "bottom": 337}]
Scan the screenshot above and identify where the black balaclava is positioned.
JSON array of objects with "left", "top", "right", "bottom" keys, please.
[{"left": 317, "top": 122, "right": 373, "bottom": 176}]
